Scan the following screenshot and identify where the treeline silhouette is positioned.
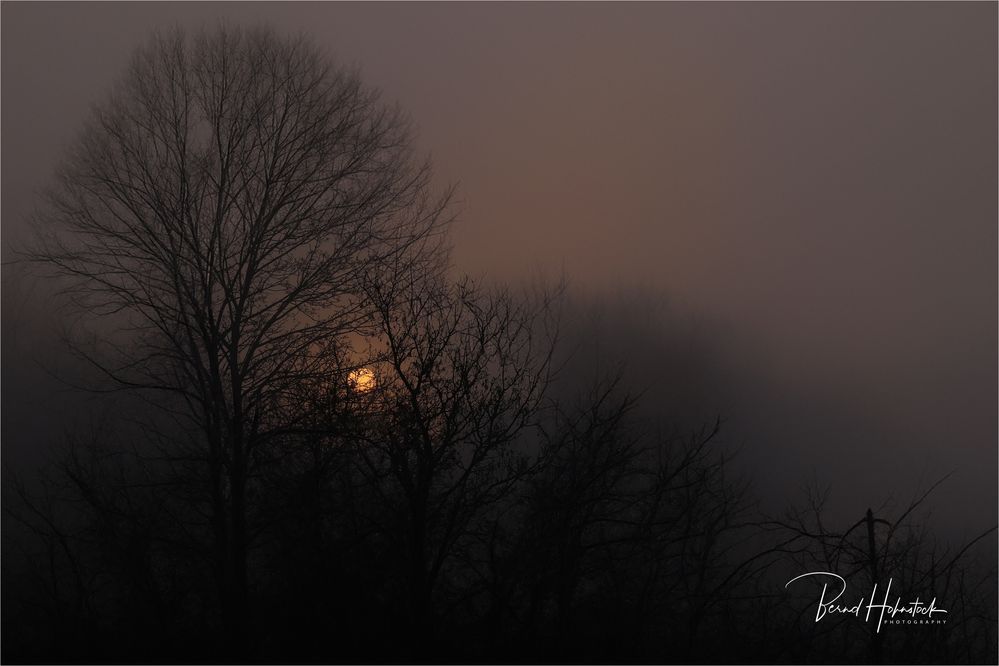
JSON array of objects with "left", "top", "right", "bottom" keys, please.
[
  {"left": 2, "top": 25, "right": 995, "bottom": 665},
  {"left": 3, "top": 349, "right": 996, "bottom": 664}
]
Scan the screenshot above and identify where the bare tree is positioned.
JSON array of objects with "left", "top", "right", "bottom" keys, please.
[
  {"left": 27, "top": 25, "right": 449, "bottom": 649},
  {"left": 487, "top": 379, "right": 750, "bottom": 661},
  {"left": 325, "top": 266, "right": 559, "bottom": 654}
]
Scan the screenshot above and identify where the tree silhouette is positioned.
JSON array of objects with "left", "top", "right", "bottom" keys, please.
[
  {"left": 27, "top": 25, "right": 449, "bottom": 651},
  {"left": 332, "top": 270, "right": 558, "bottom": 656}
]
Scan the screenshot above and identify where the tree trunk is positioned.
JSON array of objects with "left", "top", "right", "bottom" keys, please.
[{"left": 409, "top": 472, "right": 434, "bottom": 659}]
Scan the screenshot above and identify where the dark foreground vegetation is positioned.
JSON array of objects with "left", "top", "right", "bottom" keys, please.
[{"left": 3, "top": 26, "right": 995, "bottom": 664}]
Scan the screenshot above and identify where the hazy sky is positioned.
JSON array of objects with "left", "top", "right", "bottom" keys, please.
[{"left": 2, "top": 2, "right": 996, "bottom": 538}]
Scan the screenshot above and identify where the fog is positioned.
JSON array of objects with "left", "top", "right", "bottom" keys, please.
[{"left": 3, "top": 1, "right": 995, "bottom": 543}]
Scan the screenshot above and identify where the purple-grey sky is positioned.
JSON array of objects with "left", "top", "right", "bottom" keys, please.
[{"left": 2, "top": 2, "right": 996, "bottom": 538}]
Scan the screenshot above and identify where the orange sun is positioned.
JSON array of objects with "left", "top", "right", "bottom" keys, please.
[{"left": 347, "top": 368, "right": 376, "bottom": 393}]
